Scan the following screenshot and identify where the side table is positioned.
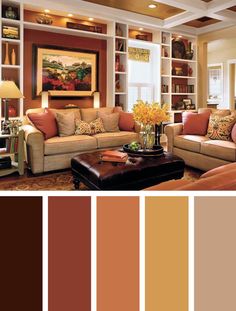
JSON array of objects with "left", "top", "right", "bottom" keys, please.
[{"left": 0, "top": 129, "right": 24, "bottom": 177}]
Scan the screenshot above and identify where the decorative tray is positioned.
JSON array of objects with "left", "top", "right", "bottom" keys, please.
[{"left": 123, "top": 144, "right": 164, "bottom": 157}]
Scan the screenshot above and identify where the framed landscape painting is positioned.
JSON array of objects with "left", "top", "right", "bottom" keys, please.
[{"left": 33, "top": 45, "right": 98, "bottom": 97}]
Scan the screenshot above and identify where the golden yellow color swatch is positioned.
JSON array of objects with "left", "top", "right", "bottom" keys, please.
[{"left": 145, "top": 197, "right": 188, "bottom": 311}]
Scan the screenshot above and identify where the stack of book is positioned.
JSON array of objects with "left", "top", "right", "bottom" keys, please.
[{"left": 101, "top": 150, "right": 128, "bottom": 163}]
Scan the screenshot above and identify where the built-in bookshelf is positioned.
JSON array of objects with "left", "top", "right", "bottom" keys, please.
[
  {"left": 0, "top": 0, "right": 24, "bottom": 127},
  {"left": 161, "top": 31, "right": 198, "bottom": 119},
  {"left": 0, "top": 0, "right": 198, "bottom": 116}
]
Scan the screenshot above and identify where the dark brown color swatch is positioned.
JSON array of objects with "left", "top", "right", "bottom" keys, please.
[
  {"left": 0, "top": 197, "right": 42, "bottom": 311},
  {"left": 48, "top": 197, "right": 91, "bottom": 311}
]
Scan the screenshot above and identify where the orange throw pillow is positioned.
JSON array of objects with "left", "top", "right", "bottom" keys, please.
[
  {"left": 28, "top": 108, "right": 58, "bottom": 140},
  {"left": 182, "top": 111, "right": 210, "bottom": 135},
  {"left": 119, "top": 111, "right": 135, "bottom": 131}
]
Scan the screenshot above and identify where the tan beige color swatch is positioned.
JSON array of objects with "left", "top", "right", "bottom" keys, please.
[
  {"left": 146, "top": 197, "right": 188, "bottom": 311},
  {"left": 195, "top": 197, "right": 236, "bottom": 311}
]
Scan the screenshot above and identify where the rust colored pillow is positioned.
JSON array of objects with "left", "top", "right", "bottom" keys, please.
[
  {"left": 28, "top": 108, "right": 58, "bottom": 140},
  {"left": 182, "top": 111, "right": 210, "bottom": 135},
  {"left": 119, "top": 111, "right": 135, "bottom": 131}
]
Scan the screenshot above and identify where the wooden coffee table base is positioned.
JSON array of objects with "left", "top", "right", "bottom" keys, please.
[{"left": 71, "top": 151, "right": 185, "bottom": 190}]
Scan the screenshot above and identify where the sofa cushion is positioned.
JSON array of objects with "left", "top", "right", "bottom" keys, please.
[
  {"left": 201, "top": 162, "right": 236, "bottom": 179},
  {"left": 44, "top": 135, "right": 97, "bottom": 155},
  {"left": 75, "top": 118, "right": 105, "bottom": 135},
  {"left": 98, "top": 112, "right": 120, "bottom": 132},
  {"left": 201, "top": 140, "right": 236, "bottom": 161},
  {"left": 207, "top": 114, "right": 236, "bottom": 141},
  {"left": 94, "top": 131, "right": 139, "bottom": 148},
  {"left": 174, "top": 135, "right": 209, "bottom": 153},
  {"left": 56, "top": 112, "right": 75, "bottom": 137},
  {"left": 119, "top": 111, "right": 135, "bottom": 131},
  {"left": 80, "top": 107, "right": 114, "bottom": 123},
  {"left": 177, "top": 170, "right": 236, "bottom": 190},
  {"left": 50, "top": 108, "right": 81, "bottom": 121},
  {"left": 28, "top": 108, "right": 58, "bottom": 140},
  {"left": 182, "top": 111, "right": 210, "bottom": 135}
]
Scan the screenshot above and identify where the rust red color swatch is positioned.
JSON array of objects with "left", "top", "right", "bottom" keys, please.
[
  {"left": 48, "top": 197, "right": 91, "bottom": 311},
  {"left": 0, "top": 197, "right": 42, "bottom": 311}
]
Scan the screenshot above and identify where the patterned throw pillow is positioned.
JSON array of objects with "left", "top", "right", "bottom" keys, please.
[
  {"left": 207, "top": 114, "right": 236, "bottom": 141},
  {"left": 75, "top": 118, "right": 105, "bottom": 135}
]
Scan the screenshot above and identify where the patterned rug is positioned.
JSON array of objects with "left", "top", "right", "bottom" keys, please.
[{"left": 0, "top": 166, "right": 202, "bottom": 191}]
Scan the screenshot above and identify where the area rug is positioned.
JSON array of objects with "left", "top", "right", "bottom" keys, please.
[{"left": 0, "top": 166, "right": 202, "bottom": 191}]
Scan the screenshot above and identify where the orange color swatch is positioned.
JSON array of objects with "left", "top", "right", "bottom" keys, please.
[{"left": 97, "top": 196, "right": 139, "bottom": 311}]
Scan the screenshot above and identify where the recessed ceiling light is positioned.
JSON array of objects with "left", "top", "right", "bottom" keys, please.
[
  {"left": 148, "top": 4, "right": 157, "bottom": 9},
  {"left": 68, "top": 13, "right": 73, "bottom": 17},
  {"left": 88, "top": 17, "right": 94, "bottom": 21},
  {"left": 139, "top": 28, "right": 144, "bottom": 31},
  {"left": 178, "top": 35, "right": 183, "bottom": 38},
  {"left": 44, "top": 9, "right": 50, "bottom": 13}
]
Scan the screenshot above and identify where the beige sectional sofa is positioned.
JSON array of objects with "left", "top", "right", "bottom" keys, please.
[
  {"left": 23, "top": 107, "right": 139, "bottom": 174},
  {"left": 165, "top": 109, "right": 236, "bottom": 171}
]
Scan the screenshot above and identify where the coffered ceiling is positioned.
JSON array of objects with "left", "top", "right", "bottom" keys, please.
[
  {"left": 83, "top": 0, "right": 184, "bottom": 20},
  {"left": 80, "top": 0, "right": 236, "bottom": 34}
]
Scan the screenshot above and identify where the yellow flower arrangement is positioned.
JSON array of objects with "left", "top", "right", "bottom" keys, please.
[{"left": 132, "top": 100, "right": 170, "bottom": 125}]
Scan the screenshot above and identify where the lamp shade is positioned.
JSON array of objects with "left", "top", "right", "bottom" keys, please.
[{"left": 0, "top": 81, "right": 24, "bottom": 99}]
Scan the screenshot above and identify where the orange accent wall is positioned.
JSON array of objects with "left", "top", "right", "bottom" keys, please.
[{"left": 24, "top": 29, "right": 107, "bottom": 112}]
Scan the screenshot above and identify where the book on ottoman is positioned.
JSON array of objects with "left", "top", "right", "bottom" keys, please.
[{"left": 101, "top": 150, "right": 128, "bottom": 163}]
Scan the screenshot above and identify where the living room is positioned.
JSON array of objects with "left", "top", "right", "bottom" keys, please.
[{"left": 0, "top": 0, "right": 236, "bottom": 190}]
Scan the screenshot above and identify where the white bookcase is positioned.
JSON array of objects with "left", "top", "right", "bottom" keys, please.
[
  {"left": 0, "top": 0, "right": 24, "bottom": 128},
  {"left": 161, "top": 30, "right": 198, "bottom": 120}
]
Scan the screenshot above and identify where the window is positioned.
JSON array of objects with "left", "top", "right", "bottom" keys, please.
[
  {"left": 208, "top": 64, "right": 223, "bottom": 104},
  {"left": 128, "top": 40, "right": 160, "bottom": 111}
]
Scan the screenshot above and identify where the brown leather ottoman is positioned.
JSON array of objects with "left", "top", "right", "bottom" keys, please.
[{"left": 71, "top": 151, "right": 185, "bottom": 190}]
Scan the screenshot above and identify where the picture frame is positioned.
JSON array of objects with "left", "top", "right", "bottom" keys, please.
[
  {"left": 183, "top": 99, "right": 195, "bottom": 110},
  {"left": 172, "top": 38, "right": 186, "bottom": 59},
  {"left": 33, "top": 45, "right": 98, "bottom": 98}
]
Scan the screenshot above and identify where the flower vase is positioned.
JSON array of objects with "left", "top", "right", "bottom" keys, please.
[{"left": 140, "top": 124, "right": 155, "bottom": 150}]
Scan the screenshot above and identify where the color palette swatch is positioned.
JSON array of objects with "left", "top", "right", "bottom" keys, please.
[
  {"left": 1, "top": 195, "right": 236, "bottom": 311},
  {"left": 146, "top": 197, "right": 188, "bottom": 311},
  {"left": 0, "top": 197, "right": 42, "bottom": 311}
]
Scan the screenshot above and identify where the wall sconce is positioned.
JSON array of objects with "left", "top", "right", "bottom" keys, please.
[
  {"left": 41, "top": 91, "right": 49, "bottom": 108},
  {"left": 93, "top": 91, "right": 100, "bottom": 108}
]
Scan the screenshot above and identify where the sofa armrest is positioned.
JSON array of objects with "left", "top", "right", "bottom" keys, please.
[
  {"left": 164, "top": 123, "right": 183, "bottom": 153},
  {"left": 22, "top": 124, "right": 44, "bottom": 174}
]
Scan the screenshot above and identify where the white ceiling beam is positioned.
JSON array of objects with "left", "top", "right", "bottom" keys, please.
[
  {"left": 207, "top": 0, "right": 236, "bottom": 14},
  {"left": 153, "top": 0, "right": 207, "bottom": 12},
  {"left": 196, "top": 20, "right": 235, "bottom": 35},
  {"left": 208, "top": 10, "right": 236, "bottom": 23},
  {"left": 164, "top": 12, "right": 203, "bottom": 28}
]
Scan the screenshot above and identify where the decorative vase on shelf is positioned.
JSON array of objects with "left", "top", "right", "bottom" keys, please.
[
  {"left": 5, "top": 7, "right": 17, "bottom": 20},
  {"left": 4, "top": 42, "right": 10, "bottom": 65},
  {"left": 11, "top": 49, "right": 16, "bottom": 65}
]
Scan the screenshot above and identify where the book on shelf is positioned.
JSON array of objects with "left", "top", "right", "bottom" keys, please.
[{"left": 5, "top": 137, "right": 19, "bottom": 154}]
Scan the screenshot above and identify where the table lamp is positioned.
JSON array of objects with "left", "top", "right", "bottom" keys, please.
[{"left": 0, "top": 81, "right": 24, "bottom": 134}]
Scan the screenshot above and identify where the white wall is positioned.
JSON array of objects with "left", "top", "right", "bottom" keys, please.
[{"left": 208, "top": 38, "right": 236, "bottom": 109}]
